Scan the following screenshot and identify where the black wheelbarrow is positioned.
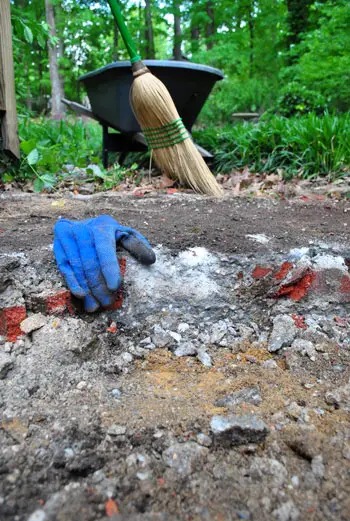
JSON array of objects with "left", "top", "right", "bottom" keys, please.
[{"left": 63, "top": 60, "right": 224, "bottom": 168}]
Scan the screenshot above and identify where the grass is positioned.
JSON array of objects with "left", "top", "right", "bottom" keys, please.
[{"left": 194, "top": 112, "right": 350, "bottom": 180}]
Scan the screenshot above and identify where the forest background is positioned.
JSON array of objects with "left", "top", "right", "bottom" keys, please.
[{"left": 3, "top": 0, "right": 350, "bottom": 190}]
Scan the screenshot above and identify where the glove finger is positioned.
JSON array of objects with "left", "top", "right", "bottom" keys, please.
[
  {"left": 53, "top": 237, "right": 86, "bottom": 298},
  {"left": 84, "top": 294, "right": 100, "bottom": 313},
  {"left": 92, "top": 226, "right": 122, "bottom": 292},
  {"left": 54, "top": 222, "right": 91, "bottom": 297},
  {"left": 73, "top": 224, "right": 114, "bottom": 307},
  {"left": 120, "top": 232, "right": 156, "bottom": 266}
]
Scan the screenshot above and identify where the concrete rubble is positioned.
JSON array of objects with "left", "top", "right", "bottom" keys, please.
[{"left": 0, "top": 192, "right": 349, "bottom": 521}]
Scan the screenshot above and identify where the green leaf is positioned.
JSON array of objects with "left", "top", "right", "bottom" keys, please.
[
  {"left": 37, "top": 33, "right": 45, "bottom": 49},
  {"left": 33, "top": 178, "right": 44, "bottom": 192},
  {"left": 23, "top": 25, "right": 33, "bottom": 44},
  {"left": 27, "top": 148, "right": 39, "bottom": 165},
  {"left": 41, "top": 173, "right": 57, "bottom": 189},
  {"left": 20, "top": 139, "right": 36, "bottom": 154},
  {"left": 2, "top": 173, "right": 13, "bottom": 183}
]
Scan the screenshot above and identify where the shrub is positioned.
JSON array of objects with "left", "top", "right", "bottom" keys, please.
[{"left": 194, "top": 112, "right": 350, "bottom": 179}]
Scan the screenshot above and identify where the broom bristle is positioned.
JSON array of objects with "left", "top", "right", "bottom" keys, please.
[{"left": 130, "top": 70, "right": 223, "bottom": 197}]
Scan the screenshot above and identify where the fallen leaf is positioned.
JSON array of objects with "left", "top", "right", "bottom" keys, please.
[
  {"left": 167, "top": 188, "right": 178, "bottom": 195},
  {"left": 232, "top": 182, "right": 241, "bottom": 196},
  {"left": 160, "top": 174, "right": 176, "bottom": 188},
  {"left": 51, "top": 200, "right": 65, "bottom": 208},
  {"left": 105, "top": 498, "right": 120, "bottom": 517}
]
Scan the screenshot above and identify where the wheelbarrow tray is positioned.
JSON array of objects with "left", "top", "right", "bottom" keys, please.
[{"left": 79, "top": 60, "right": 224, "bottom": 135}]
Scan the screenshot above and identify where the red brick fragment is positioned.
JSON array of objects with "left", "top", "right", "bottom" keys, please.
[
  {"left": 46, "top": 290, "right": 75, "bottom": 315},
  {"left": 106, "top": 257, "right": 126, "bottom": 310},
  {"left": 0, "top": 306, "right": 27, "bottom": 342},
  {"left": 252, "top": 266, "right": 272, "bottom": 279},
  {"left": 291, "top": 314, "right": 308, "bottom": 329},
  {"left": 274, "top": 261, "right": 293, "bottom": 281},
  {"left": 273, "top": 269, "right": 316, "bottom": 301},
  {"left": 340, "top": 275, "right": 350, "bottom": 302}
]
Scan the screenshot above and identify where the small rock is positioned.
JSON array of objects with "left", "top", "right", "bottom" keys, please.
[
  {"left": 196, "top": 433, "right": 212, "bottom": 447},
  {"left": 214, "top": 387, "right": 262, "bottom": 408},
  {"left": 169, "top": 331, "right": 181, "bottom": 343},
  {"left": 139, "top": 336, "right": 152, "bottom": 345},
  {"left": 325, "top": 381, "right": 350, "bottom": 411},
  {"left": 311, "top": 455, "right": 325, "bottom": 479},
  {"left": 0, "top": 353, "right": 14, "bottom": 379},
  {"left": 210, "top": 320, "right": 228, "bottom": 345},
  {"left": 76, "top": 381, "right": 87, "bottom": 390},
  {"left": 286, "top": 402, "right": 302, "bottom": 420},
  {"left": 272, "top": 500, "right": 300, "bottom": 521},
  {"left": 107, "top": 424, "right": 126, "bottom": 436},
  {"left": 291, "top": 475, "right": 299, "bottom": 488},
  {"left": 27, "top": 510, "right": 47, "bottom": 521},
  {"left": 178, "top": 323, "right": 190, "bottom": 333},
  {"left": 20, "top": 313, "right": 46, "bottom": 334},
  {"left": 163, "top": 442, "right": 208, "bottom": 475},
  {"left": 136, "top": 471, "right": 152, "bottom": 480},
  {"left": 111, "top": 388, "right": 122, "bottom": 399},
  {"left": 268, "top": 315, "right": 297, "bottom": 352},
  {"left": 250, "top": 457, "right": 287, "bottom": 488},
  {"left": 174, "top": 342, "right": 197, "bottom": 357},
  {"left": 291, "top": 339, "right": 316, "bottom": 361},
  {"left": 151, "top": 325, "right": 172, "bottom": 348},
  {"left": 210, "top": 415, "right": 269, "bottom": 446},
  {"left": 197, "top": 350, "right": 212, "bottom": 367},
  {"left": 262, "top": 359, "right": 278, "bottom": 369}
]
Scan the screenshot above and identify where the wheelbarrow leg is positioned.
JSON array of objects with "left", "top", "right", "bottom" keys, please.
[{"left": 119, "top": 152, "right": 127, "bottom": 165}]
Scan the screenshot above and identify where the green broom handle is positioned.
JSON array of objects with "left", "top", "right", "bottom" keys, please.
[{"left": 106, "top": 0, "right": 141, "bottom": 63}]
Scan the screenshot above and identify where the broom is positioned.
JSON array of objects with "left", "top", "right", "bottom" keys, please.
[{"left": 106, "top": 0, "right": 223, "bottom": 197}]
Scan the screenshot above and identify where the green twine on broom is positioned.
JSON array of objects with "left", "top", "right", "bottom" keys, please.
[{"left": 143, "top": 118, "right": 189, "bottom": 150}]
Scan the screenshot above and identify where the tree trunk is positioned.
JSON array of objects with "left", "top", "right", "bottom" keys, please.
[
  {"left": 190, "top": 24, "right": 200, "bottom": 54},
  {"left": 173, "top": 2, "right": 182, "bottom": 60},
  {"left": 113, "top": 22, "right": 119, "bottom": 61},
  {"left": 205, "top": 1, "right": 215, "bottom": 50},
  {"left": 248, "top": 9, "right": 254, "bottom": 78},
  {"left": 45, "top": 0, "right": 65, "bottom": 118},
  {"left": 286, "top": 0, "right": 313, "bottom": 51},
  {"left": 144, "top": 0, "right": 155, "bottom": 59}
]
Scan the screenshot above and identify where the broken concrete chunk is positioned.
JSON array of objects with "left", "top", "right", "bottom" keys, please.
[
  {"left": 268, "top": 315, "right": 297, "bottom": 352},
  {"left": 214, "top": 386, "right": 262, "bottom": 408},
  {"left": 210, "top": 320, "right": 228, "bottom": 345},
  {"left": 20, "top": 313, "right": 46, "bottom": 334},
  {"left": 291, "top": 339, "right": 316, "bottom": 360},
  {"left": 210, "top": 414, "right": 269, "bottom": 445},
  {"left": 174, "top": 342, "right": 197, "bottom": 357},
  {"left": 0, "top": 353, "right": 14, "bottom": 379},
  {"left": 151, "top": 325, "right": 173, "bottom": 348},
  {"left": 162, "top": 442, "right": 208, "bottom": 475},
  {"left": 197, "top": 350, "right": 212, "bottom": 367}
]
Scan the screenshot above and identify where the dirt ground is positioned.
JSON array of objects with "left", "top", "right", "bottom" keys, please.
[{"left": 0, "top": 190, "right": 350, "bottom": 521}]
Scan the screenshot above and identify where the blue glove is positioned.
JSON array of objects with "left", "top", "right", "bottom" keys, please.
[{"left": 53, "top": 215, "right": 156, "bottom": 312}]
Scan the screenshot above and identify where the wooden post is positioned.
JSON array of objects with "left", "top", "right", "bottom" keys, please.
[{"left": 0, "top": 0, "right": 20, "bottom": 159}]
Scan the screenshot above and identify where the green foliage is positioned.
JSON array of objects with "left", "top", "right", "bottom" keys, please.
[
  {"left": 198, "top": 77, "right": 278, "bottom": 125},
  {"left": 272, "top": 82, "right": 326, "bottom": 117},
  {"left": 1, "top": 117, "right": 142, "bottom": 192},
  {"left": 194, "top": 112, "right": 350, "bottom": 179},
  {"left": 282, "top": 0, "right": 350, "bottom": 112}
]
